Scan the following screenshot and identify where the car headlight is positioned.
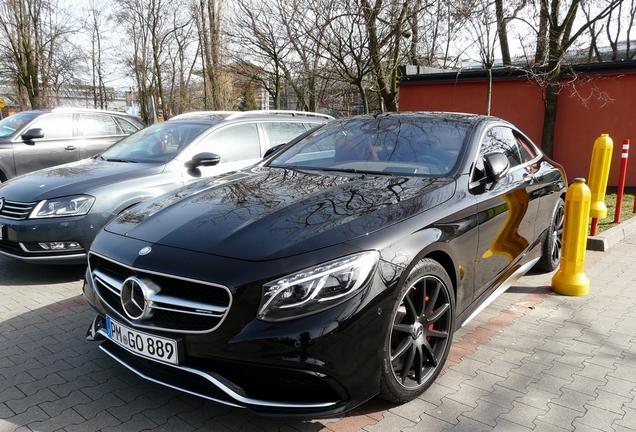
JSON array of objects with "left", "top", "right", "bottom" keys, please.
[
  {"left": 258, "top": 251, "right": 379, "bottom": 322},
  {"left": 30, "top": 195, "right": 95, "bottom": 218}
]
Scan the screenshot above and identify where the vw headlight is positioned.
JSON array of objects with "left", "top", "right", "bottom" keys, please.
[
  {"left": 258, "top": 251, "right": 379, "bottom": 322},
  {"left": 31, "top": 195, "right": 95, "bottom": 218}
]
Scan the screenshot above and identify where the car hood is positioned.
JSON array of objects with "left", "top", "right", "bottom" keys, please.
[
  {"left": 105, "top": 167, "right": 456, "bottom": 261},
  {"left": 0, "top": 158, "right": 166, "bottom": 200}
]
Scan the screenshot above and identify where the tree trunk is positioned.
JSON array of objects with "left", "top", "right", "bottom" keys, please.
[
  {"left": 535, "top": 1, "right": 549, "bottom": 64},
  {"left": 486, "top": 67, "right": 492, "bottom": 115},
  {"left": 495, "top": 0, "right": 511, "bottom": 65},
  {"left": 356, "top": 82, "right": 369, "bottom": 114},
  {"left": 360, "top": 0, "right": 402, "bottom": 113},
  {"left": 198, "top": 0, "right": 225, "bottom": 110},
  {"left": 540, "top": 72, "right": 560, "bottom": 159}
]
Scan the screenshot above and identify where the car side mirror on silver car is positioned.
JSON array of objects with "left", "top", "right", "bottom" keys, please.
[
  {"left": 21, "top": 128, "right": 44, "bottom": 144},
  {"left": 185, "top": 152, "right": 221, "bottom": 169}
]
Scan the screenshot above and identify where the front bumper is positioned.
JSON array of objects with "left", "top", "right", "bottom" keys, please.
[
  {"left": 0, "top": 213, "right": 106, "bottom": 264},
  {"left": 82, "top": 243, "right": 399, "bottom": 416},
  {"left": 91, "top": 320, "right": 350, "bottom": 416}
]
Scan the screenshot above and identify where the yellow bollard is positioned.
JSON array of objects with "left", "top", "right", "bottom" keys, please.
[
  {"left": 552, "top": 178, "right": 591, "bottom": 296},
  {"left": 588, "top": 134, "right": 613, "bottom": 220}
]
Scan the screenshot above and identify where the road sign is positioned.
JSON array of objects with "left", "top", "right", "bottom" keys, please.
[
  {"left": 0, "top": 96, "right": 5, "bottom": 109},
  {"left": 125, "top": 106, "right": 139, "bottom": 116}
]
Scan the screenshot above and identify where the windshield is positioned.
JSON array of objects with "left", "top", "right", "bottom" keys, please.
[
  {"left": 0, "top": 112, "right": 41, "bottom": 138},
  {"left": 100, "top": 122, "right": 210, "bottom": 163},
  {"left": 268, "top": 116, "right": 468, "bottom": 176}
]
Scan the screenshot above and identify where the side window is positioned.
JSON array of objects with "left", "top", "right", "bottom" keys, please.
[
  {"left": 79, "top": 114, "right": 118, "bottom": 137},
  {"left": 514, "top": 131, "right": 538, "bottom": 163},
  {"left": 480, "top": 126, "right": 522, "bottom": 167},
  {"left": 114, "top": 117, "right": 141, "bottom": 134},
  {"left": 263, "top": 122, "right": 307, "bottom": 146},
  {"left": 197, "top": 123, "right": 260, "bottom": 162},
  {"left": 29, "top": 114, "right": 74, "bottom": 139}
]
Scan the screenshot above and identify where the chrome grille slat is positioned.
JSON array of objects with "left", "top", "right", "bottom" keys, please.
[
  {"left": 93, "top": 269, "right": 123, "bottom": 296},
  {"left": 0, "top": 200, "right": 37, "bottom": 220},
  {"left": 149, "top": 294, "right": 226, "bottom": 316},
  {"left": 89, "top": 252, "right": 232, "bottom": 333},
  {"left": 151, "top": 303, "right": 226, "bottom": 318}
]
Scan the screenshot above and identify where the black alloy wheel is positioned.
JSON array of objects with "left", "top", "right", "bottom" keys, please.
[
  {"left": 536, "top": 197, "right": 564, "bottom": 272},
  {"left": 379, "top": 259, "right": 454, "bottom": 402}
]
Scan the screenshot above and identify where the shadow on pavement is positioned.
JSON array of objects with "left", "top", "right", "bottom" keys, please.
[{"left": 0, "top": 257, "right": 86, "bottom": 285}]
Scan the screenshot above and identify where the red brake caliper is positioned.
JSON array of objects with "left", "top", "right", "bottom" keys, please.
[{"left": 426, "top": 294, "right": 433, "bottom": 341}]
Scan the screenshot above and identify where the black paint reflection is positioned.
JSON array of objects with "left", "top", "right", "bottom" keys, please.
[{"left": 116, "top": 167, "right": 455, "bottom": 254}]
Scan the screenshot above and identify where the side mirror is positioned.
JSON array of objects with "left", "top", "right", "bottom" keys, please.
[
  {"left": 483, "top": 152, "right": 509, "bottom": 188},
  {"left": 21, "top": 128, "right": 44, "bottom": 143},
  {"left": 185, "top": 152, "right": 221, "bottom": 169}
]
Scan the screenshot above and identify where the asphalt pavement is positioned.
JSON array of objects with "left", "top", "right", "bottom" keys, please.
[{"left": 0, "top": 219, "right": 635, "bottom": 432}]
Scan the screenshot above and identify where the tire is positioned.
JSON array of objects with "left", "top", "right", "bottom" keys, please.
[
  {"left": 535, "top": 197, "right": 564, "bottom": 272},
  {"left": 379, "top": 258, "right": 455, "bottom": 403}
]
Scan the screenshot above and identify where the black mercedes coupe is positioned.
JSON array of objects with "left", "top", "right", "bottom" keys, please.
[{"left": 83, "top": 112, "right": 566, "bottom": 416}]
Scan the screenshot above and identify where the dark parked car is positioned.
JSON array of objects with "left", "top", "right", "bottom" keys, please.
[
  {"left": 0, "top": 108, "right": 145, "bottom": 181},
  {"left": 0, "top": 110, "right": 331, "bottom": 264},
  {"left": 82, "top": 112, "right": 566, "bottom": 416}
]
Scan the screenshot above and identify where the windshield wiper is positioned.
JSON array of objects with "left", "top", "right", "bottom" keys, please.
[
  {"left": 323, "top": 167, "right": 392, "bottom": 176},
  {"left": 101, "top": 156, "right": 138, "bottom": 163}
]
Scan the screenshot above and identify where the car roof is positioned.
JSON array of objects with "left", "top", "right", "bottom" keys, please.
[
  {"left": 169, "top": 110, "right": 334, "bottom": 123},
  {"left": 360, "top": 111, "right": 500, "bottom": 122},
  {"left": 23, "top": 107, "right": 137, "bottom": 116}
]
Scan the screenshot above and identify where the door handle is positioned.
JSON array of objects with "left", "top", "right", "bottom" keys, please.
[
  {"left": 523, "top": 173, "right": 535, "bottom": 185},
  {"left": 65, "top": 146, "right": 77, "bottom": 151}
]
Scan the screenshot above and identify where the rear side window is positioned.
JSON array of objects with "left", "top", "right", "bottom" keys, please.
[
  {"left": 263, "top": 122, "right": 308, "bottom": 146},
  {"left": 515, "top": 131, "right": 539, "bottom": 163},
  {"left": 79, "top": 114, "right": 118, "bottom": 137},
  {"left": 29, "top": 114, "right": 74, "bottom": 139}
]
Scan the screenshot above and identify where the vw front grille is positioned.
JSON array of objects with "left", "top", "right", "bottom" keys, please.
[{"left": 0, "top": 200, "right": 36, "bottom": 220}]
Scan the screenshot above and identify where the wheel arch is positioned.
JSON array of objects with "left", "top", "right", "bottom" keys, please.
[
  {"left": 423, "top": 249, "right": 457, "bottom": 298},
  {"left": 368, "top": 227, "right": 462, "bottom": 304},
  {"left": 392, "top": 237, "right": 460, "bottom": 306}
]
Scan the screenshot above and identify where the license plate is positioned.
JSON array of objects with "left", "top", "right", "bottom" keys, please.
[{"left": 105, "top": 316, "right": 180, "bottom": 365}]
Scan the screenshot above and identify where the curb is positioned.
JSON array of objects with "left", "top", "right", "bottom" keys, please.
[{"left": 586, "top": 215, "right": 636, "bottom": 251}]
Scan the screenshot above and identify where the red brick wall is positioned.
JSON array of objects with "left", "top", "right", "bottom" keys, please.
[{"left": 399, "top": 71, "right": 636, "bottom": 187}]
